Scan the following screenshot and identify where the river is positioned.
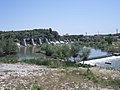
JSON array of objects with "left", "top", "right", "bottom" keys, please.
[
  {"left": 0, "top": 46, "right": 120, "bottom": 70},
  {"left": 0, "top": 46, "right": 42, "bottom": 60}
]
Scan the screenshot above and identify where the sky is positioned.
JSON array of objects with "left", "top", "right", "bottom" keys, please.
[{"left": 0, "top": 0, "right": 120, "bottom": 35}]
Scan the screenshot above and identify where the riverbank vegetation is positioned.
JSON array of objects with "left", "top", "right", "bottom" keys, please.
[
  {"left": 79, "top": 41, "right": 120, "bottom": 53},
  {"left": 0, "top": 38, "right": 18, "bottom": 56}
]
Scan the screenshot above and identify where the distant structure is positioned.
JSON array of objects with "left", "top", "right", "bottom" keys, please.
[
  {"left": 116, "top": 28, "right": 119, "bottom": 34},
  {"left": 85, "top": 32, "right": 87, "bottom": 36}
]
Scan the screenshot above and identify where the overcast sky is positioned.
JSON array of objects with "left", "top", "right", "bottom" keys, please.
[{"left": 0, "top": 0, "right": 120, "bottom": 35}]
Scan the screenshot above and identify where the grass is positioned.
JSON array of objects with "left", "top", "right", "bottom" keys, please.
[
  {"left": 4, "top": 88, "right": 10, "bottom": 90},
  {"left": 0, "top": 55, "right": 93, "bottom": 69},
  {"left": 108, "top": 79, "right": 120, "bottom": 87},
  {"left": 63, "top": 68, "right": 120, "bottom": 89},
  {"left": 22, "top": 58, "right": 93, "bottom": 69},
  {"left": 0, "top": 58, "right": 18, "bottom": 63},
  {"left": 0, "top": 56, "right": 120, "bottom": 89},
  {"left": 31, "top": 84, "right": 43, "bottom": 90}
]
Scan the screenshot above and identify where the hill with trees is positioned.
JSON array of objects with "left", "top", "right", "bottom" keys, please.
[{"left": 0, "top": 28, "right": 60, "bottom": 41}]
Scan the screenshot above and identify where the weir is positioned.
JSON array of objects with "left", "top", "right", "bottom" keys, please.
[
  {"left": 23, "top": 39, "right": 27, "bottom": 46},
  {"left": 45, "top": 38, "right": 50, "bottom": 44},
  {"left": 38, "top": 38, "right": 42, "bottom": 45},
  {"left": 20, "top": 37, "right": 75, "bottom": 46},
  {"left": 31, "top": 38, "right": 36, "bottom": 46}
]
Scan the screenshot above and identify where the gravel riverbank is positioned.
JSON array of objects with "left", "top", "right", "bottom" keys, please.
[{"left": 0, "top": 63, "right": 120, "bottom": 90}]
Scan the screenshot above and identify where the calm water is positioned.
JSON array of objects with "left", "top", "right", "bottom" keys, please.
[
  {"left": 17, "top": 46, "right": 39, "bottom": 60},
  {"left": 0, "top": 46, "right": 42, "bottom": 60}
]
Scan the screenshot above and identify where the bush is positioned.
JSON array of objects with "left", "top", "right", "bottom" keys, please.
[
  {"left": 108, "top": 79, "right": 120, "bottom": 87},
  {"left": 40, "top": 44, "right": 71, "bottom": 60},
  {"left": 31, "top": 84, "right": 42, "bottom": 90},
  {"left": 0, "top": 58, "right": 18, "bottom": 63}
]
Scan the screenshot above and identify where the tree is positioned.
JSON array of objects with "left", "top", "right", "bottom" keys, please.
[
  {"left": 80, "top": 47, "right": 91, "bottom": 65},
  {"left": 105, "top": 36, "right": 113, "bottom": 45},
  {"left": 49, "top": 28, "right": 52, "bottom": 34},
  {"left": 70, "top": 42, "right": 81, "bottom": 63},
  {"left": 0, "top": 28, "right": 60, "bottom": 42},
  {"left": 3, "top": 39, "right": 18, "bottom": 54},
  {"left": 60, "top": 45, "right": 71, "bottom": 60},
  {"left": 0, "top": 40, "right": 4, "bottom": 56}
]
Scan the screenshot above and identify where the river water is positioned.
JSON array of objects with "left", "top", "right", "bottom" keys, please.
[
  {"left": 83, "top": 56, "right": 120, "bottom": 70},
  {"left": 0, "top": 46, "right": 120, "bottom": 70},
  {"left": 0, "top": 46, "right": 42, "bottom": 60}
]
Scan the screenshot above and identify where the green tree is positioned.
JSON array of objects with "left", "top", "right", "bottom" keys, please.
[
  {"left": 70, "top": 42, "right": 81, "bottom": 63},
  {"left": 105, "top": 36, "right": 113, "bottom": 45},
  {"left": 80, "top": 47, "right": 91, "bottom": 65},
  {"left": 60, "top": 45, "right": 71, "bottom": 60},
  {"left": 0, "top": 40, "right": 4, "bottom": 55},
  {"left": 3, "top": 39, "right": 18, "bottom": 54}
]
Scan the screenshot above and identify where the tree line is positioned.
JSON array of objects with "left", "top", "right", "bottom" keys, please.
[{"left": 0, "top": 28, "right": 60, "bottom": 41}]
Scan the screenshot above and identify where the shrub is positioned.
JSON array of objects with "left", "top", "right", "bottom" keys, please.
[
  {"left": 108, "top": 79, "right": 120, "bottom": 87},
  {"left": 31, "top": 84, "right": 42, "bottom": 90}
]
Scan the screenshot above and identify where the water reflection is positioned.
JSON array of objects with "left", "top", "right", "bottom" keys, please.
[{"left": 17, "top": 46, "right": 37, "bottom": 60}]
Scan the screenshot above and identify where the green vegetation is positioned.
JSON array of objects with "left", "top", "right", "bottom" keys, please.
[
  {"left": 68, "top": 69, "right": 98, "bottom": 84},
  {"left": 0, "top": 40, "right": 92, "bottom": 68},
  {"left": 4, "top": 88, "right": 10, "bottom": 90},
  {"left": 38, "top": 42, "right": 92, "bottom": 63},
  {"left": 108, "top": 79, "right": 120, "bottom": 88},
  {"left": 105, "top": 36, "right": 114, "bottom": 45},
  {"left": 0, "top": 28, "right": 60, "bottom": 41},
  {"left": 0, "top": 38, "right": 18, "bottom": 56},
  {"left": 0, "top": 58, "right": 18, "bottom": 63},
  {"left": 39, "top": 43, "right": 71, "bottom": 60},
  {"left": 31, "top": 84, "right": 43, "bottom": 90},
  {"left": 70, "top": 42, "right": 82, "bottom": 62},
  {"left": 80, "top": 47, "right": 91, "bottom": 65},
  {"left": 78, "top": 40, "right": 120, "bottom": 53},
  {"left": 65, "top": 68, "right": 120, "bottom": 89},
  {"left": 22, "top": 58, "right": 77, "bottom": 68},
  {"left": 0, "top": 56, "right": 92, "bottom": 69}
]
